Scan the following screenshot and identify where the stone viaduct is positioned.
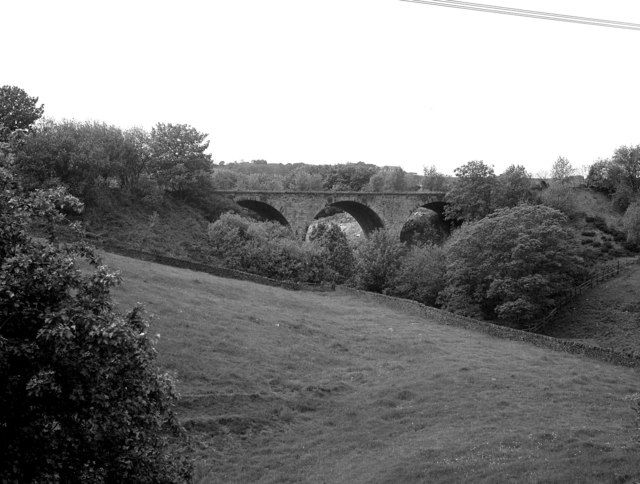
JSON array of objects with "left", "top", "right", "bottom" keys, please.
[{"left": 216, "top": 191, "right": 447, "bottom": 239}]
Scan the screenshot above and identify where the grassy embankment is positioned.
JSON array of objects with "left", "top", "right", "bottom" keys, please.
[
  {"left": 105, "top": 251, "right": 640, "bottom": 483},
  {"left": 546, "top": 262, "right": 640, "bottom": 355}
]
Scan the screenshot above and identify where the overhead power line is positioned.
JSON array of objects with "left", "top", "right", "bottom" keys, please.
[{"left": 400, "top": 0, "right": 640, "bottom": 31}]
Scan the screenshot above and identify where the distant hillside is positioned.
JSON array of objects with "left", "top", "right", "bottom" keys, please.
[{"left": 105, "top": 251, "right": 640, "bottom": 483}]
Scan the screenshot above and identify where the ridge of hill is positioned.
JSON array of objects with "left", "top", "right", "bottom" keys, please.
[{"left": 104, "top": 251, "right": 640, "bottom": 483}]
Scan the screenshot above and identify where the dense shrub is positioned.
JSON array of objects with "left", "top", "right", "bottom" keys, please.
[
  {"left": 386, "top": 244, "right": 446, "bottom": 306},
  {"left": 422, "top": 165, "right": 449, "bottom": 192},
  {"left": 537, "top": 184, "right": 579, "bottom": 219},
  {"left": 623, "top": 201, "right": 640, "bottom": 244},
  {"left": 440, "top": 205, "right": 585, "bottom": 327},
  {"left": 444, "top": 161, "right": 496, "bottom": 222},
  {"left": 352, "top": 230, "right": 406, "bottom": 293},
  {"left": 612, "top": 184, "right": 636, "bottom": 212},
  {"left": 308, "top": 221, "right": 355, "bottom": 283},
  {"left": 0, "top": 161, "right": 190, "bottom": 482},
  {"left": 207, "top": 214, "right": 328, "bottom": 283},
  {"left": 400, "top": 210, "right": 448, "bottom": 246},
  {"left": 493, "top": 164, "right": 532, "bottom": 208}
]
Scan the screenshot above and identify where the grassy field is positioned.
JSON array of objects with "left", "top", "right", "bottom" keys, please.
[
  {"left": 546, "top": 262, "right": 640, "bottom": 355},
  {"left": 104, "top": 252, "right": 640, "bottom": 483}
]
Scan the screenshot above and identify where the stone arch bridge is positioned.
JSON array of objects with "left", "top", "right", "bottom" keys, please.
[{"left": 216, "top": 191, "right": 447, "bottom": 239}]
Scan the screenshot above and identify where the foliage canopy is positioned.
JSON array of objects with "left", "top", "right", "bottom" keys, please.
[
  {"left": 444, "top": 160, "right": 496, "bottom": 221},
  {"left": 440, "top": 204, "right": 584, "bottom": 327},
  {"left": 0, "top": 157, "right": 190, "bottom": 482},
  {"left": 0, "top": 85, "right": 44, "bottom": 141}
]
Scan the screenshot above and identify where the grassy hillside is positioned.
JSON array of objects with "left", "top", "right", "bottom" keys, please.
[
  {"left": 104, "top": 251, "right": 640, "bottom": 483},
  {"left": 81, "top": 193, "right": 241, "bottom": 262},
  {"left": 545, "top": 262, "right": 640, "bottom": 355}
]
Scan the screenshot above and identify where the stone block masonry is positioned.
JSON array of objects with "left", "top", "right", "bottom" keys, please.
[{"left": 215, "top": 191, "right": 447, "bottom": 239}]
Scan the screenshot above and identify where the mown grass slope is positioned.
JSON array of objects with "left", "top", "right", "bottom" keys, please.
[{"left": 105, "top": 252, "right": 640, "bottom": 483}]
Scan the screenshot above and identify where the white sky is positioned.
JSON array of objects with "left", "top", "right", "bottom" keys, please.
[{"left": 2, "top": 0, "right": 640, "bottom": 175}]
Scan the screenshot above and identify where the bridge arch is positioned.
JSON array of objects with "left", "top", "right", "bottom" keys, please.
[
  {"left": 235, "top": 199, "right": 290, "bottom": 227},
  {"left": 399, "top": 201, "right": 449, "bottom": 245},
  {"left": 314, "top": 200, "right": 384, "bottom": 236}
]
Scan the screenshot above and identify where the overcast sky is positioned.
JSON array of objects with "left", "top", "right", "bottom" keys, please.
[{"left": 3, "top": 0, "right": 640, "bottom": 175}]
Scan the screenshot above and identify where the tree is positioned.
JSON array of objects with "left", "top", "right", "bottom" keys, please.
[
  {"left": 284, "top": 167, "right": 324, "bottom": 191},
  {"left": 444, "top": 160, "right": 496, "bottom": 221},
  {"left": 308, "top": 221, "right": 354, "bottom": 283},
  {"left": 120, "top": 127, "right": 152, "bottom": 191},
  {"left": 0, "top": 85, "right": 44, "bottom": 141},
  {"left": 324, "top": 163, "right": 378, "bottom": 191},
  {"left": 551, "top": 156, "right": 574, "bottom": 184},
  {"left": 611, "top": 145, "right": 640, "bottom": 192},
  {"left": 586, "top": 159, "right": 617, "bottom": 194},
  {"left": 440, "top": 204, "right": 584, "bottom": 327},
  {"left": 365, "top": 167, "right": 406, "bottom": 192},
  {"left": 15, "top": 119, "right": 146, "bottom": 198},
  {"left": 623, "top": 201, "right": 640, "bottom": 244},
  {"left": 0, "top": 155, "right": 191, "bottom": 481},
  {"left": 211, "top": 168, "right": 240, "bottom": 190},
  {"left": 149, "top": 123, "right": 212, "bottom": 194},
  {"left": 400, "top": 210, "right": 448, "bottom": 246},
  {"left": 387, "top": 244, "right": 446, "bottom": 306},
  {"left": 422, "top": 165, "right": 448, "bottom": 192},
  {"left": 494, "top": 164, "right": 531, "bottom": 208},
  {"left": 352, "top": 230, "right": 406, "bottom": 293}
]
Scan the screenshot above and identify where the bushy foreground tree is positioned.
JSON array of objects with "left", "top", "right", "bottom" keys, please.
[
  {"left": 0, "top": 157, "right": 190, "bottom": 482},
  {"left": 440, "top": 204, "right": 584, "bottom": 327}
]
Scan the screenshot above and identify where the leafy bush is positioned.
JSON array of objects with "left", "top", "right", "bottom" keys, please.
[
  {"left": 400, "top": 210, "right": 448, "bottom": 246},
  {"left": 352, "top": 229, "right": 406, "bottom": 293},
  {"left": 444, "top": 161, "right": 496, "bottom": 222},
  {"left": 0, "top": 164, "right": 190, "bottom": 482},
  {"left": 493, "top": 164, "right": 532, "bottom": 208},
  {"left": 440, "top": 205, "right": 585, "bottom": 327},
  {"left": 612, "top": 184, "right": 636, "bottom": 212},
  {"left": 386, "top": 244, "right": 446, "bottom": 306},
  {"left": 308, "top": 221, "right": 355, "bottom": 283},
  {"left": 623, "top": 201, "right": 640, "bottom": 244},
  {"left": 537, "top": 184, "right": 579, "bottom": 219},
  {"left": 581, "top": 230, "right": 596, "bottom": 237},
  {"left": 207, "top": 214, "right": 328, "bottom": 283}
]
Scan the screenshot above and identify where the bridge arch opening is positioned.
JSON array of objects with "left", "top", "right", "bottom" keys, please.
[
  {"left": 400, "top": 201, "right": 450, "bottom": 245},
  {"left": 235, "top": 199, "right": 290, "bottom": 227},
  {"left": 313, "top": 201, "right": 384, "bottom": 238}
]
